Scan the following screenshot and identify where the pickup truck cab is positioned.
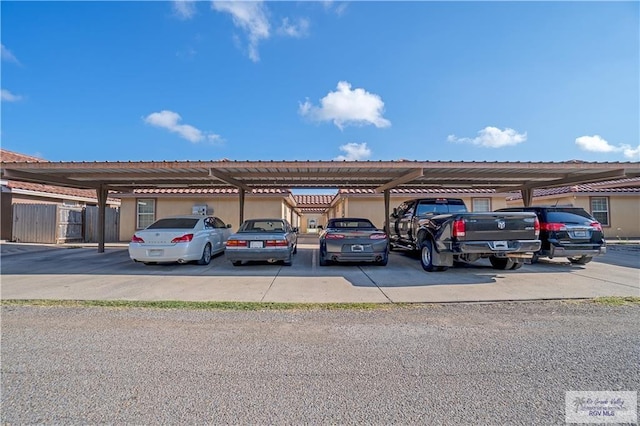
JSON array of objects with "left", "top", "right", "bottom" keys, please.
[
  {"left": 496, "top": 206, "right": 606, "bottom": 264},
  {"left": 389, "top": 198, "right": 541, "bottom": 271}
]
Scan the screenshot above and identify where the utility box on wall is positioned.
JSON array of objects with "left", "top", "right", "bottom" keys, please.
[{"left": 192, "top": 205, "right": 208, "bottom": 215}]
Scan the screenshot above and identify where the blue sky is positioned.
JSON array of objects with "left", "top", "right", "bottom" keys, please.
[{"left": 1, "top": 1, "right": 639, "bottom": 164}]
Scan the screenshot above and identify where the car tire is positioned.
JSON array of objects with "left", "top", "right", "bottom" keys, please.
[
  {"left": 377, "top": 252, "right": 389, "bottom": 266},
  {"left": 568, "top": 255, "right": 593, "bottom": 265},
  {"left": 197, "top": 244, "right": 212, "bottom": 265},
  {"left": 293, "top": 244, "right": 297, "bottom": 255},
  {"left": 510, "top": 261, "right": 524, "bottom": 270},
  {"left": 489, "top": 256, "right": 514, "bottom": 270},
  {"left": 530, "top": 253, "right": 540, "bottom": 264},
  {"left": 420, "top": 239, "right": 437, "bottom": 272},
  {"left": 143, "top": 262, "right": 156, "bottom": 266},
  {"left": 231, "top": 260, "right": 242, "bottom": 267}
]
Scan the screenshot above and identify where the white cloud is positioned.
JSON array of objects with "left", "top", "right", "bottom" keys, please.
[
  {"left": 576, "top": 135, "right": 640, "bottom": 160},
  {"left": 322, "top": 1, "right": 348, "bottom": 16},
  {"left": 173, "top": 0, "right": 197, "bottom": 20},
  {"left": 1, "top": 89, "right": 23, "bottom": 102},
  {"left": 212, "top": 1, "right": 270, "bottom": 62},
  {"left": 299, "top": 81, "right": 391, "bottom": 130},
  {"left": 278, "top": 17, "right": 310, "bottom": 38},
  {"left": 334, "top": 142, "right": 372, "bottom": 161},
  {"left": 144, "top": 110, "right": 221, "bottom": 144},
  {"left": 447, "top": 126, "right": 527, "bottom": 148},
  {"left": 1, "top": 44, "right": 20, "bottom": 64}
]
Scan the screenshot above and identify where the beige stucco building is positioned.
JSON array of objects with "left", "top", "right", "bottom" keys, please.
[{"left": 117, "top": 188, "right": 300, "bottom": 241}]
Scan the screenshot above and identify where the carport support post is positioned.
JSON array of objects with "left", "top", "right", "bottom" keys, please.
[
  {"left": 96, "top": 184, "right": 108, "bottom": 253},
  {"left": 521, "top": 188, "right": 533, "bottom": 207},
  {"left": 239, "top": 188, "right": 245, "bottom": 227},
  {"left": 384, "top": 189, "right": 390, "bottom": 234}
]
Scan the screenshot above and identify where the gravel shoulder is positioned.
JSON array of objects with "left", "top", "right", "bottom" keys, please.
[{"left": 2, "top": 301, "right": 639, "bottom": 425}]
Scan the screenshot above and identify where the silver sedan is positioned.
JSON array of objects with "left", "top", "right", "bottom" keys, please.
[
  {"left": 128, "top": 215, "right": 232, "bottom": 265},
  {"left": 225, "top": 218, "right": 298, "bottom": 266},
  {"left": 319, "top": 218, "right": 389, "bottom": 266}
]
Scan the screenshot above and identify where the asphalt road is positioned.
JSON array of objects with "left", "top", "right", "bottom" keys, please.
[{"left": 2, "top": 302, "right": 638, "bottom": 425}]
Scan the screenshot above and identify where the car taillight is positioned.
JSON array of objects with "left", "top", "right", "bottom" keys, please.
[
  {"left": 540, "top": 223, "right": 565, "bottom": 232},
  {"left": 227, "top": 240, "right": 248, "bottom": 247},
  {"left": 534, "top": 217, "right": 540, "bottom": 238},
  {"left": 171, "top": 234, "right": 193, "bottom": 243},
  {"left": 590, "top": 221, "right": 603, "bottom": 232},
  {"left": 452, "top": 219, "right": 465, "bottom": 237},
  {"left": 369, "top": 233, "right": 387, "bottom": 240},
  {"left": 266, "top": 240, "right": 288, "bottom": 247},
  {"left": 325, "top": 234, "right": 345, "bottom": 239},
  {"left": 131, "top": 235, "right": 145, "bottom": 243}
]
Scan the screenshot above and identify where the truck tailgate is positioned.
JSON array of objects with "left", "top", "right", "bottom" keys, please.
[{"left": 460, "top": 212, "right": 538, "bottom": 241}]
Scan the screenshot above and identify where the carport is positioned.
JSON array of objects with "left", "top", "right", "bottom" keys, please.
[{"left": 1, "top": 159, "right": 639, "bottom": 252}]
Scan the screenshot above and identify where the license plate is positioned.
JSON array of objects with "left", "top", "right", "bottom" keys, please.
[
  {"left": 574, "top": 231, "right": 587, "bottom": 237},
  {"left": 351, "top": 244, "right": 364, "bottom": 252},
  {"left": 249, "top": 241, "right": 263, "bottom": 248},
  {"left": 492, "top": 241, "right": 509, "bottom": 250},
  {"left": 149, "top": 249, "right": 163, "bottom": 256}
]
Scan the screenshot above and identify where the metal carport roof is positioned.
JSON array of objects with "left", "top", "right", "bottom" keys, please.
[
  {"left": 2, "top": 158, "right": 639, "bottom": 251},
  {"left": 2, "top": 159, "right": 639, "bottom": 193}
]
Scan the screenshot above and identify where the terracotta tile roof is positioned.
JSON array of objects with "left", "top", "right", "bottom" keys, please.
[
  {"left": 131, "top": 188, "right": 291, "bottom": 195},
  {"left": 339, "top": 188, "right": 497, "bottom": 195},
  {"left": 507, "top": 178, "right": 640, "bottom": 200},
  {"left": 0, "top": 149, "right": 48, "bottom": 163},
  {"left": 293, "top": 195, "right": 335, "bottom": 206},
  {"left": 7, "top": 180, "right": 102, "bottom": 199}
]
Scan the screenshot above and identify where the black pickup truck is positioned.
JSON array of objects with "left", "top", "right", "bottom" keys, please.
[{"left": 388, "top": 198, "right": 541, "bottom": 271}]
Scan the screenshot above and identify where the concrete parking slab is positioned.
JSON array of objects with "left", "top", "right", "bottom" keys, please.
[{"left": 1, "top": 239, "right": 638, "bottom": 303}]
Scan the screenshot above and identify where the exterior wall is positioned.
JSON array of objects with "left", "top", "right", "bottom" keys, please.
[
  {"left": 506, "top": 193, "right": 640, "bottom": 239},
  {"left": 119, "top": 195, "right": 296, "bottom": 241},
  {"left": 329, "top": 194, "right": 511, "bottom": 231}
]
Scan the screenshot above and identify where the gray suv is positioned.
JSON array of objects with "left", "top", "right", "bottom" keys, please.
[{"left": 496, "top": 206, "right": 606, "bottom": 264}]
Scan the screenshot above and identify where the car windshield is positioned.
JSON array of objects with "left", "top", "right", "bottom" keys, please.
[
  {"left": 546, "top": 210, "right": 594, "bottom": 223},
  {"left": 416, "top": 203, "right": 467, "bottom": 215},
  {"left": 328, "top": 220, "right": 375, "bottom": 229},
  {"left": 147, "top": 218, "right": 199, "bottom": 229},
  {"left": 239, "top": 220, "right": 286, "bottom": 232}
]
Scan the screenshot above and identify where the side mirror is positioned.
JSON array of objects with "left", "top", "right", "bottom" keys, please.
[
  {"left": 227, "top": 224, "right": 232, "bottom": 228},
  {"left": 391, "top": 208, "right": 398, "bottom": 218},
  {"left": 293, "top": 227, "right": 299, "bottom": 233}
]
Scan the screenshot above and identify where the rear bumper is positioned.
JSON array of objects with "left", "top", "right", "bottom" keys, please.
[
  {"left": 546, "top": 244, "right": 607, "bottom": 259},
  {"left": 323, "top": 252, "right": 386, "bottom": 263},
  {"left": 322, "top": 239, "right": 388, "bottom": 263},
  {"left": 225, "top": 247, "right": 291, "bottom": 262},
  {"left": 454, "top": 239, "right": 541, "bottom": 254},
  {"left": 128, "top": 244, "right": 200, "bottom": 263}
]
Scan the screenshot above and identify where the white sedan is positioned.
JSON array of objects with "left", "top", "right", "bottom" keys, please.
[{"left": 128, "top": 215, "right": 232, "bottom": 265}]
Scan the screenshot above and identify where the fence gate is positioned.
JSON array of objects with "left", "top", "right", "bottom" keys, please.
[
  {"left": 57, "top": 206, "right": 83, "bottom": 243},
  {"left": 84, "top": 206, "right": 120, "bottom": 243}
]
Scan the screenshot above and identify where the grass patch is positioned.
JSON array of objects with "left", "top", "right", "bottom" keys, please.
[
  {"left": 591, "top": 296, "right": 640, "bottom": 306},
  {"left": 0, "top": 299, "right": 401, "bottom": 311}
]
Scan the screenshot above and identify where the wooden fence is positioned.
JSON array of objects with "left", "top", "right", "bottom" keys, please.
[{"left": 11, "top": 204, "right": 119, "bottom": 243}]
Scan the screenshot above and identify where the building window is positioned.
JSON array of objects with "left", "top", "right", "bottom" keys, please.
[
  {"left": 472, "top": 198, "right": 491, "bottom": 212},
  {"left": 590, "top": 197, "right": 609, "bottom": 226},
  {"left": 136, "top": 199, "right": 155, "bottom": 229}
]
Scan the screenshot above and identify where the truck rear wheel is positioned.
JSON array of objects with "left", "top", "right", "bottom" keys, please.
[
  {"left": 420, "top": 240, "right": 437, "bottom": 272},
  {"left": 489, "top": 256, "right": 516, "bottom": 270},
  {"left": 568, "top": 255, "right": 592, "bottom": 265}
]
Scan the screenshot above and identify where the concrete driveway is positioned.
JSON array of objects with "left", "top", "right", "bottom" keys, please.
[{"left": 1, "top": 235, "right": 638, "bottom": 303}]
